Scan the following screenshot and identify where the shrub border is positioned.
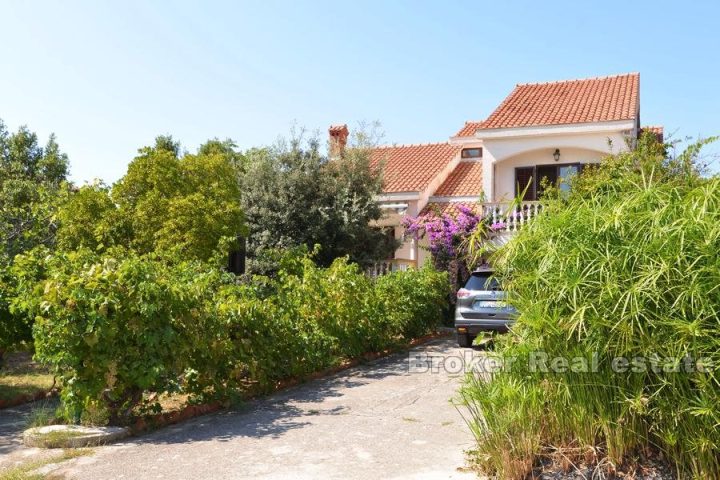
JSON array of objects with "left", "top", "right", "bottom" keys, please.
[{"left": 129, "top": 329, "right": 452, "bottom": 436}]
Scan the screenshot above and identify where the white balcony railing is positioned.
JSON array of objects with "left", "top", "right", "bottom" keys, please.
[
  {"left": 367, "top": 259, "right": 416, "bottom": 278},
  {"left": 482, "top": 201, "right": 542, "bottom": 233}
]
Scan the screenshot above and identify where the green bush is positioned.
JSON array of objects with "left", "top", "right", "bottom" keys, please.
[
  {"left": 459, "top": 137, "right": 720, "bottom": 478},
  {"left": 22, "top": 249, "right": 235, "bottom": 423},
  {"left": 376, "top": 267, "right": 450, "bottom": 340},
  {"left": 23, "top": 248, "right": 448, "bottom": 423},
  {"left": 0, "top": 263, "right": 30, "bottom": 356},
  {"left": 0, "top": 248, "right": 47, "bottom": 357},
  {"left": 218, "top": 256, "right": 449, "bottom": 392}
]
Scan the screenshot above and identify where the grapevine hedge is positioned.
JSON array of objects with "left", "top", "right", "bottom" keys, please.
[{"left": 17, "top": 249, "right": 448, "bottom": 424}]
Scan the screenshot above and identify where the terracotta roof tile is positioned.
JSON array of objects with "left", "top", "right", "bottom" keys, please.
[
  {"left": 433, "top": 161, "right": 483, "bottom": 196},
  {"left": 455, "top": 73, "right": 639, "bottom": 136},
  {"left": 639, "top": 125, "right": 664, "bottom": 143},
  {"left": 328, "top": 124, "right": 348, "bottom": 134},
  {"left": 370, "top": 142, "right": 461, "bottom": 193},
  {"left": 454, "top": 121, "right": 485, "bottom": 137},
  {"left": 420, "top": 201, "right": 482, "bottom": 217}
]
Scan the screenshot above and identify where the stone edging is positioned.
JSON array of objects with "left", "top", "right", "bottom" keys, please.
[{"left": 23, "top": 425, "right": 130, "bottom": 448}]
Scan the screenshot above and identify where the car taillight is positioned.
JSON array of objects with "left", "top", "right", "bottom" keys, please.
[{"left": 456, "top": 288, "right": 471, "bottom": 298}]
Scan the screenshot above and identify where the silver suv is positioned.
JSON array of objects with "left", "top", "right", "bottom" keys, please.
[{"left": 454, "top": 268, "right": 516, "bottom": 347}]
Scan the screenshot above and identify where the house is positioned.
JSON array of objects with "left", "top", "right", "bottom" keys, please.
[{"left": 335, "top": 73, "right": 662, "bottom": 272}]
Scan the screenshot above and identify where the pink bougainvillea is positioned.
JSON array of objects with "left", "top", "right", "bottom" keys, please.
[{"left": 401, "top": 204, "right": 483, "bottom": 266}]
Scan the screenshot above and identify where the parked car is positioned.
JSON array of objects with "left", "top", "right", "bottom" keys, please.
[{"left": 454, "top": 268, "right": 516, "bottom": 347}]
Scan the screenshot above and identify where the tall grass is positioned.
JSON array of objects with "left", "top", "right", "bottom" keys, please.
[{"left": 459, "top": 136, "right": 720, "bottom": 479}]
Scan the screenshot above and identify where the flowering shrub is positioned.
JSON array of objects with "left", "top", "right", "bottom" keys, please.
[
  {"left": 488, "top": 221, "right": 506, "bottom": 231},
  {"left": 401, "top": 204, "right": 483, "bottom": 269}
]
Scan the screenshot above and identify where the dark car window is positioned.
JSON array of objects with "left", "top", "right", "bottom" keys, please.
[{"left": 465, "top": 272, "right": 500, "bottom": 291}]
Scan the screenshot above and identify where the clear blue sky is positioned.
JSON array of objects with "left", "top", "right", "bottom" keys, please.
[{"left": 2, "top": 0, "right": 718, "bottom": 183}]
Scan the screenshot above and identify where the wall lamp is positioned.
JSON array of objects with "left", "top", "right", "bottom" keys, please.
[{"left": 553, "top": 148, "right": 561, "bottom": 162}]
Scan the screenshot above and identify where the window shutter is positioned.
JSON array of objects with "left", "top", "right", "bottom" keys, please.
[{"left": 515, "top": 167, "right": 535, "bottom": 200}]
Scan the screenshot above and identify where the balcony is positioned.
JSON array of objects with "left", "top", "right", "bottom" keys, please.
[
  {"left": 481, "top": 201, "right": 542, "bottom": 233},
  {"left": 367, "top": 259, "right": 417, "bottom": 278}
]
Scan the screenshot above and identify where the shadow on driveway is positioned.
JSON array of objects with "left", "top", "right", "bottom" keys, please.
[{"left": 131, "top": 344, "right": 414, "bottom": 446}]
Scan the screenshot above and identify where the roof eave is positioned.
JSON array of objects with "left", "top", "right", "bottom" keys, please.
[
  {"left": 448, "top": 135, "right": 485, "bottom": 145},
  {"left": 474, "top": 119, "right": 636, "bottom": 139},
  {"left": 376, "top": 192, "right": 422, "bottom": 201},
  {"left": 429, "top": 195, "right": 482, "bottom": 203}
]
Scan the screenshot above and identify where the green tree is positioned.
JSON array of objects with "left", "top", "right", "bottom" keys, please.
[
  {"left": 198, "top": 137, "right": 247, "bottom": 173},
  {"left": 0, "top": 120, "right": 70, "bottom": 355},
  {"left": 55, "top": 182, "right": 128, "bottom": 252},
  {"left": 111, "top": 137, "right": 185, "bottom": 254},
  {"left": 57, "top": 136, "right": 246, "bottom": 262},
  {"left": 0, "top": 121, "right": 69, "bottom": 260},
  {"left": 241, "top": 128, "right": 392, "bottom": 271}
]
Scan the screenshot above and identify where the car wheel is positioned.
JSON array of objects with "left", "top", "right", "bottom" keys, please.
[{"left": 457, "top": 334, "right": 473, "bottom": 348}]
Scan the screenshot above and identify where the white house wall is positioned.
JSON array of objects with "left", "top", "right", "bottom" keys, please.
[
  {"left": 394, "top": 227, "right": 415, "bottom": 261},
  {"left": 493, "top": 147, "right": 604, "bottom": 201},
  {"left": 417, "top": 236, "right": 432, "bottom": 267},
  {"left": 377, "top": 125, "right": 637, "bottom": 265},
  {"left": 483, "top": 130, "right": 630, "bottom": 202}
]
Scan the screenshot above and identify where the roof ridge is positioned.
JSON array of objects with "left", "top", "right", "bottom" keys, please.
[
  {"left": 374, "top": 140, "right": 452, "bottom": 149},
  {"left": 515, "top": 72, "right": 639, "bottom": 87}
]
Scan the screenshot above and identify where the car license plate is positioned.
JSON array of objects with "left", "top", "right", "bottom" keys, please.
[{"left": 474, "top": 300, "right": 505, "bottom": 308}]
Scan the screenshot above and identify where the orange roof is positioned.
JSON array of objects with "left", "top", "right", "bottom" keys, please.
[
  {"left": 370, "top": 142, "right": 461, "bottom": 193},
  {"left": 639, "top": 125, "right": 664, "bottom": 143},
  {"left": 329, "top": 124, "right": 348, "bottom": 134},
  {"left": 454, "top": 73, "right": 639, "bottom": 136},
  {"left": 454, "top": 121, "right": 484, "bottom": 137},
  {"left": 433, "top": 161, "right": 483, "bottom": 196},
  {"left": 420, "top": 201, "right": 482, "bottom": 217}
]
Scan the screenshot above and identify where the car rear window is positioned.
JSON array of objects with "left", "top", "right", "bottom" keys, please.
[{"left": 465, "top": 272, "right": 500, "bottom": 291}]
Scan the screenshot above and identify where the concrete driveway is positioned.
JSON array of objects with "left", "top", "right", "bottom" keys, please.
[{"left": 53, "top": 337, "right": 478, "bottom": 480}]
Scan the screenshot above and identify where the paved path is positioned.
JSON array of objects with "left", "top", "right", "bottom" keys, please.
[
  {"left": 0, "top": 397, "right": 60, "bottom": 470},
  {"left": 0, "top": 402, "right": 35, "bottom": 463},
  {"left": 51, "top": 337, "right": 478, "bottom": 479}
]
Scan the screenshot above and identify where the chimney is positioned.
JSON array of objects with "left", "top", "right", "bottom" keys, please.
[{"left": 328, "top": 124, "right": 349, "bottom": 159}]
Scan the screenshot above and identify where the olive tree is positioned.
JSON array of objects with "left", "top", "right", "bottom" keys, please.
[{"left": 241, "top": 127, "right": 394, "bottom": 272}]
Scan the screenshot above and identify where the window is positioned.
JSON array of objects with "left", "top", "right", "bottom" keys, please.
[
  {"left": 558, "top": 164, "right": 579, "bottom": 193},
  {"left": 536, "top": 165, "right": 558, "bottom": 198},
  {"left": 515, "top": 163, "right": 582, "bottom": 200},
  {"left": 465, "top": 271, "right": 500, "bottom": 291},
  {"left": 461, "top": 148, "right": 482, "bottom": 159}
]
